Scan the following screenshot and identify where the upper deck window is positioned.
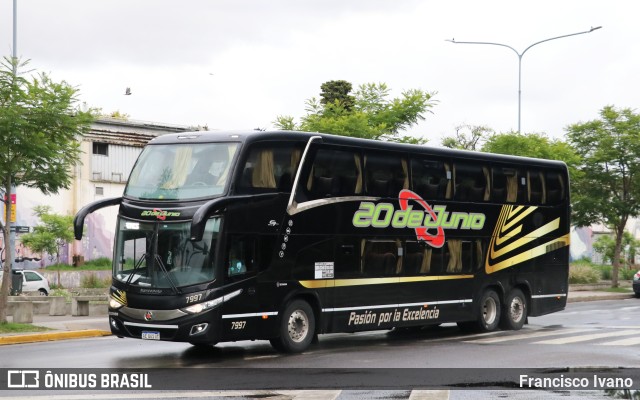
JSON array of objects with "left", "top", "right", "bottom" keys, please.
[
  {"left": 411, "top": 158, "right": 451, "bottom": 200},
  {"left": 125, "top": 142, "right": 238, "bottom": 200},
  {"left": 236, "top": 143, "right": 303, "bottom": 193},
  {"left": 305, "top": 147, "right": 362, "bottom": 200},
  {"left": 453, "top": 162, "right": 488, "bottom": 202},
  {"left": 364, "top": 152, "right": 408, "bottom": 198}
]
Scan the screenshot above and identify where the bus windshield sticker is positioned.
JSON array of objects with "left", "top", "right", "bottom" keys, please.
[
  {"left": 352, "top": 189, "right": 486, "bottom": 248},
  {"left": 314, "top": 262, "right": 334, "bottom": 279}
]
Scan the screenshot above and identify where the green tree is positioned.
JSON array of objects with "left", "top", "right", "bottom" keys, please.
[
  {"left": 320, "top": 80, "right": 355, "bottom": 111},
  {"left": 566, "top": 106, "right": 640, "bottom": 287},
  {"left": 274, "top": 81, "right": 436, "bottom": 144},
  {"left": 441, "top": 124, "right": 494, "bottom": 150},
  {"left": 19, "top": 206, "right": 74, "bottom": 264},
  {"left": 481, "top": 131, "right": 582, "bottom": 179},
  {"left": 0, "top": 57, "right": 94, "bottom": 323},
  {"left": 593, "top": 231, "right": 640, "bottom": 266}
]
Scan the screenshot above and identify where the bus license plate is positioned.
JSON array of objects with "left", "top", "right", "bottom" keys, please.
[{"left": 141, "top": 331, "right": 160, "bottom": 340}]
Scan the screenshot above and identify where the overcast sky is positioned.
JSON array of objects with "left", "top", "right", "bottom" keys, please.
[{"left": 1, "top": 1, "right": 636, "bottom": 145}]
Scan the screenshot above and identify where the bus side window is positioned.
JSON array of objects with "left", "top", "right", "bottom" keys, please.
[
  {"left": 237, "top": 144, "right": 303, "bottom": 193},
  {"left": 528, "top": 170, "right": 546, "bottom": 204},
  {"left": 306, "top": 147, "right": 362, "bottom": 200},
  {"left": 364, "top": 152, "right": 408, "bottom": 198},
  {"left": 403, "top": 241, "right": 434, "bottom": 275},
  {"left": 444, "top": 240, "right": 475, "bottom": 274},
  {"left": 227, "top": 237, "right": 256, "bottom": 278},
  {"left": 362, "top": 240, "right": 399, "bottom": 277},
  {"left": 453, "top": 163, "right": 488, "bottom": 202},
  {"left": 411, "top": 158, "right": 451, "bottom": 200},
  {"left": 492, "top": 166, "right": 525, "bottom": 203},
  {"left": 546, "top": 171, "right": 566, "bottom": 204}
]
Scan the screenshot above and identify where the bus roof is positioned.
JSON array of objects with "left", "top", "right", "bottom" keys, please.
[{"left": 148, "top": 130, "right": 568, "bottom": 170}]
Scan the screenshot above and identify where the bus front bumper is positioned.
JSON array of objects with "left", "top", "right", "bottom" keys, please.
[{"left": 108, "top": 307, "right": 221, "bottom": 344}]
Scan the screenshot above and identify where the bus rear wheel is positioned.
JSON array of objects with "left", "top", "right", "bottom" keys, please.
[
  {"left": 271, "top": 299, "right": 315, "bottom": 353},
  {"left": 499, "top": 288, "right": 527, "bottom": 330},
  {"left": 458, "top": 289, "right": 501, "bottom": 332}
]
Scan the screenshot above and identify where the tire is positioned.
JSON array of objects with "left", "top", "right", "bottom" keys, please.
[
  {"left": 39, "top": 289, "right": 48, "bottom": 296},
  {"left": 271, "top": 299, "right": 315, "bottom": 353},
  {"left": 500, "top": 288, "right": 527, "bottom": 330},
  {"left": 457, "top": 290, "right": 501, "bottom": 333},
  {"left": 478, "top": 290, "right": 501, "bottom": 332}
]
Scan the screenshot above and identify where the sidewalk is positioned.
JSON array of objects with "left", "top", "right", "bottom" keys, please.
[
  {"left": 0, "top": 288, "right": 636, "bottom": 345},
  {"left": 567, "top": 289, "right": 636, "bottom": 302},
  {"left": 0, "top": 314, "right": 111, "bottom": 345}
]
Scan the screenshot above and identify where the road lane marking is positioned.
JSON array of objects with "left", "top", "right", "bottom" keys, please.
[
  {"left": 409, "top": 390, "right": 450, "bottom": 400},
  {"left": 599, "top": 336, "right": 640, "bottom": 346},
  {"left": 534, "top": 329, "right": 640, "bottom": 345},
  {"left": 464, "top": 328, "right": 591, "bottom": 344}
]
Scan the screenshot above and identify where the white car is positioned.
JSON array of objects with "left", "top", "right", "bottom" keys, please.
[{"left": 0, "top": 269, "right": 50, "bottom": 296}]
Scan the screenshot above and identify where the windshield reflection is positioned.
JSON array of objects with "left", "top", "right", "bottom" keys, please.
[
  {"left": 125, "top": 143, "right": 238, "bottom": 200},
  {"left": 114, "top": 218, "right": 219, "bottom": 289}
]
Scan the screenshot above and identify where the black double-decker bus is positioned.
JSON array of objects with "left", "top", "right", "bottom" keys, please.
[{"left": 74, "top": 130, "right": 570, "bottom": 352}]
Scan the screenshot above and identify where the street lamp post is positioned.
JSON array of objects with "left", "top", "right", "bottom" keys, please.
[{"left": 447, "top": 26, "right": 602, "bottom": 133}]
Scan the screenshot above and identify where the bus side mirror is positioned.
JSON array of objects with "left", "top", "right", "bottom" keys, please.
[
  {"left": 190, "top": 193, "right": 279, "bottom": 242},
  {"left": 73, "top": 197, "right": 122, "bottom": 240},
  {"left": 190, "top": 197, "right": 234, "bottom": 242}
]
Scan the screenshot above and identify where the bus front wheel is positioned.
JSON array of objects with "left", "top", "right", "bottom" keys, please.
[
  {"left": 271, "top": 299, "right": 315, "bottom": 353},
  {"left": 499, "top": 288, "right": 527, "bottom": 330}
]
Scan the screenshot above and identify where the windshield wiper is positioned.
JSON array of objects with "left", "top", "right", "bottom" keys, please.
[
  {"left": 154, "top": 254, "right": 182, "bottom": 295},
  {"left": 125, "top": 252, "right": 148, "bottom": 287}
]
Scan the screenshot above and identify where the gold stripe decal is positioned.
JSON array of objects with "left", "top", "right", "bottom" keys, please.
[
  {"left": 299, "top": 275, "right": 473, "bottom": 289},
  {"left": 112, "top": 289, "right": 127, "bottom": 306},
  {"left": 485, "top": 205, "right": 569, "bottom": 274}
]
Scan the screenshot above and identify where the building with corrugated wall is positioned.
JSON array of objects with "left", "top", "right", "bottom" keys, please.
[{"left": 11, "top": 118, "right": 200, "bottom": 269}]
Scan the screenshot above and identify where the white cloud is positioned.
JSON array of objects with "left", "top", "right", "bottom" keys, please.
[{"left": 1, "top": 0, "right": 637, "bottom": 146}]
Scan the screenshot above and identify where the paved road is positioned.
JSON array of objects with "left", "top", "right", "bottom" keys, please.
[
  {"left": 1, "top": 298, "right": 639, "bottom": 369},
  {"left": 1, "top": 298, "right": 638, "bottom": 399}
]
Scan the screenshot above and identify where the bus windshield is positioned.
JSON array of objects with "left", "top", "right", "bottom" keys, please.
[
  {"left": 125, "top": 143, "right": 238, "bottom": 200},
  {"left": 114, "top": 218, "right": 220, "bottom": 289}
]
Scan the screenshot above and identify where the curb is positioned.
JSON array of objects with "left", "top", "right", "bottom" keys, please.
[
  {"left": 568, "top": 293, "right": 635, "bottom": 303},
  {"left": 0, "top": 330, "right": 112, "bottom": 346}
]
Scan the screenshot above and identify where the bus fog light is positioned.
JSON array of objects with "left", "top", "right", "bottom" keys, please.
[
  {"left": 190, "top": 323, "right": 208, "bottom": 336},
  {"left": 110, "top": 318, "right": 119, "bottom": 331}
]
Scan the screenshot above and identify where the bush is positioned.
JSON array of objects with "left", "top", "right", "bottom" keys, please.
[
  {"left": 81, "top": 273, "right": 111, "bottom": 288},
  {"left": 46, "top": 259, "right": 111, "bottom": 271},
  {"left": 568, "top": 264, "right": 600, "bottom": 284},
  {"left": 82, "top": 258, "right": 112, "bottom": 269},
  {"left": 51, "top": 288, "right": 72, "bottom": 302},
  {"left": 621, "top": 268, "right": 637, "bottom": 280}
]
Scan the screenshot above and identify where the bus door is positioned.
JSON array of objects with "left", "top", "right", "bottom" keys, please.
[{"left": 218, "top": 233, "right": 262, "bottom": 341}]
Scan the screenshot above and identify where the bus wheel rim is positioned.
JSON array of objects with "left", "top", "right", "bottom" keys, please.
[
  {"left": 509, "top": 297, "right": 524, "bottom": 323},
  {"left": 482, "top": 297, "right": 497, "bottom": 325},
  {"left": 288, "top": 310, "right": 309, "bottom": 343}
]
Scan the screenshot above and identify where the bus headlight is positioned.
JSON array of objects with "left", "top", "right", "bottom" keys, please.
[
  {"left": 182, "top": 297, "right": 224, "bottom": 314},
  {"left": 181, "top": 289, "right": 242, "bottom": 315},
  {"left": 109, "top": 297, "right": 125, "bottom": 310}
]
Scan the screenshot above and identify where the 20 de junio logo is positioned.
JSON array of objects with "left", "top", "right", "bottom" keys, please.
[
  {"left": 352, "top": 189, "right": 486, "bottom": 247},
  {"left": 7, "top": 370, "right": 152, "bottom": 389}
]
